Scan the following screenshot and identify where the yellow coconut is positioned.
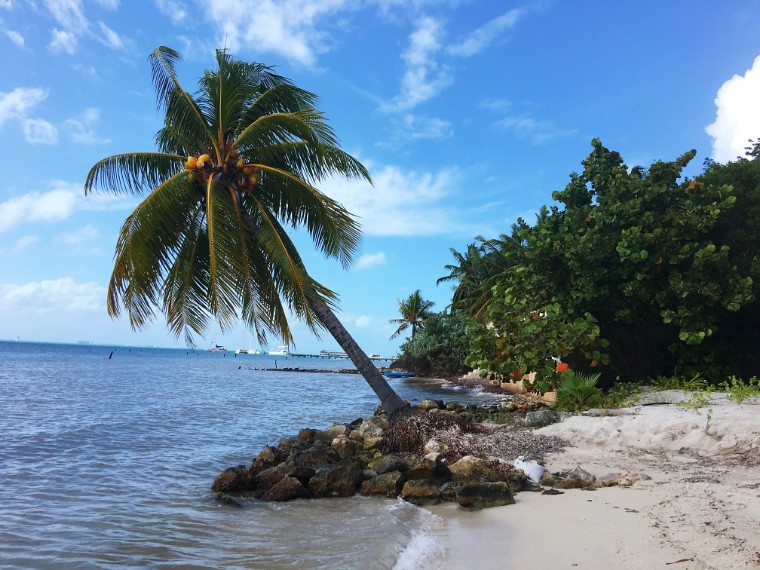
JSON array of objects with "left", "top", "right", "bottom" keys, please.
[
  {"left": 247, "top": 174, "right": 260, "bottom": 187},
  {"left": 236, "top": 158, "right": 245, "bottom": 168},
  {"left": 197, "top": 154, "right": 211, "bottom": 168},
  {"left": 185, "top": 156, "right": 198, "bottom": 170}
]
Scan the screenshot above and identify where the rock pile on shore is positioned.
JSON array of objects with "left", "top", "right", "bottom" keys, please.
[{"left": 212, "top": 397, "right": 569, "bottom": 510}]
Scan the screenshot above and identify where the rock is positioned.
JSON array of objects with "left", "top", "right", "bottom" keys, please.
[
  {"left": 308, "top": 460, "right": 364, "bottom": 498},
  {"left": 541, "top": 488, "right": 564, "bottom": 495},
  {"left": 211, "top": 465, "right": 252, "bottom": 493},
  {"left": 456, "top": 482, "right": 515, "bottom": 510},
  {"left": 544, "top": 466, "right": 596, "bottom": 489},
  {"left": 418, "top": 399, "right": 443, "bottom": 411},
  {"left": 288, "top": 466, "right": 315, "bottom": 486},
  {"left": 524, "top": 410, "right": 558, "bottom": 427},
  {"left": 297, "top": 428, "right": 319, "bottom": 443},
  {"left": 634, "top": 390, "right": 693, "bottom": 406},
  {"left": 358, "top": 416, "right": 388, "bottom": 438},
  {"left": 321, "top": 423, "right": 350, "bottom": 441},
  {"left": 292, "top": 446, "right": 339, "bottom": 470},
  {"left": 261, "top": 475, "right": 310, "bottom": 501},
  {"left": 405, "top": 456, "right": 437, "bottom": 480},
  {"left": 400, "top": 479, "right": 441, "bottom": 505},
  {"left": 215, "top": 492, "right": 243, "bottom": 507},
  {"left": 445, "top": 402, "right": 463, "bottom": 412},
  {"left": 423, "top": 438, "right": 448, "bottom": 455},
  {"left": 363, "top": 436, "right": 386, "bottom": 450},
  {"left": 597, "top": 472, "right": 651, "bottom": 487},
  {"left": 359, "top": 470, "right": 406, "bottom": 497},
  {"left": 448, "top": 456, "right": 499, "bottom": 483},
  {"left": 253, "top": 463, "right": 289, "bottom": 495},
  {"left": 331, "top": 435, "right": 361, "bottom": 459},
  {"left": 251, "top": 445, "right": 278, "bottom": 472},
  {"left": 370, "top": 454, "right": 409, "bottom": 474}
]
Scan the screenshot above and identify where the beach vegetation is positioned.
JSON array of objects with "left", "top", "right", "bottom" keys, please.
[
  {"left": 459, "top": 139, "right": 760, "bottom": 389},
  {"left": 84, "top": 46, "right": 407, "bottom": 415},
  {"left": 389, "top": 290, "right": 435, "bottom": 340},
  {"left": 396, "top": 311, "right": 472, "bottom": 377},
  {"left": 554, "top": 371, "right": 603, "bottom": 412},
  {"left": 719, "top": 376, "right": 760, "bottom": 404},
  {"left": 601, "top": 381, "right": 643, "bottom": 408}
]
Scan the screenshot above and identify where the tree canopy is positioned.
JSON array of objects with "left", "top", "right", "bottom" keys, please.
[{"left": 464, "top": 139, "right": 759, "bottom": 388}]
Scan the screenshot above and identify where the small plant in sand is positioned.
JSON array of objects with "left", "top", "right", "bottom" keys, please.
[
  {"left": 719, "top": 376, "right": 760, "bottom": 404},
  {"left": 555, "top": 370, "right": 603, "bottom": 412},
  {"left": 602, "top": 381, "right": 643, "bottom": 408},
  {"left": 678, "top": 390, "right": 715, "bottom": 433},
  {"left": 651, "top": 373, "right": 707, "bottom": 392}
]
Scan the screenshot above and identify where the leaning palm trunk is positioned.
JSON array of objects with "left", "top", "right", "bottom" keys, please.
[{"left": 308, "top": 296, "right": 407, "bottom": 415}]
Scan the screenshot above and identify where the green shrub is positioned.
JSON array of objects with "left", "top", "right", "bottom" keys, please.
[{"left": 555, "top": 371, "right": 603, "bottom": 412}]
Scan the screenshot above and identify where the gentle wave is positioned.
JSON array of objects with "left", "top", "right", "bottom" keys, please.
[{"left": 0, "top": 341, "right": 492, "bottom": 569}]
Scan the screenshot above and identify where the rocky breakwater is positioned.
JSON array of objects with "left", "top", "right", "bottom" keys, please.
[{"left": 212, "top": 398, "right": 568, "bottom": 510}]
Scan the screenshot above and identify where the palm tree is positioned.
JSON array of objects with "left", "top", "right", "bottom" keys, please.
[
  {"left": 85, "top": 46, "right": 406, "bottom": 415},
  {"left": 389, "top": 290, "right": 435, "bottom": 340},
  {"left": 437, "top": 228, "right": 525, "bottom": 321}
]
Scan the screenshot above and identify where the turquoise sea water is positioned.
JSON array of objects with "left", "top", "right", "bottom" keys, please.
[{"left": 0, "top": 341, "right": 497, "bottom": 569}]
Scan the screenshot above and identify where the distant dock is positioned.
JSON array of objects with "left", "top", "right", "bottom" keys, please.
[{"left": 286, "top": 351, "right": 393, "bottom": 361}]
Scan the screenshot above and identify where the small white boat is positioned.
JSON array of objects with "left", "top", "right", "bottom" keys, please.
[
  {"left": 207, "top": 342, "right": 227, "bottom": 352},
  {"left": 235, "top": 348, "right": 261, "bottom": 355},
  {"left": 268, "top": 346, "right": 289, "bottom": 356}
]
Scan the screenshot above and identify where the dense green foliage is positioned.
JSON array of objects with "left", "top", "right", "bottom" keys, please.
[
  {"left": 397, "top": 311, "right": 472, "bottom": 377},
  {"left": 465, "top": 139, "right": 760, "bottom": 388}
]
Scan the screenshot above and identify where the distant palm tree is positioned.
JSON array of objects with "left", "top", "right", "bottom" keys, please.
[
  {"left": 390, "top": 290, "right": 435, "bottom": 340},
  {"left": 85, "top": 46, "right": 406, "bottom": 415},
  {"left": 438, "top": 229, "right": 525, "bottom": 321}
]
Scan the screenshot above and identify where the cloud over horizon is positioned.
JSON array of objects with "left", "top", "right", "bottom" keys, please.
[{"left": 706, "top": 54, "right": 760, "bottom": 163}]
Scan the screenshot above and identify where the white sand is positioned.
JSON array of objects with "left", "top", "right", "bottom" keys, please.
[{"left": 429, "top": 395, "right": 760, "bottom": 569}]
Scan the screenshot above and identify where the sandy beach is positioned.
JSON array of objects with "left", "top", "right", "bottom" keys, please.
[{"left": 429, "top": 393, "right": 760, "bottom": 569}]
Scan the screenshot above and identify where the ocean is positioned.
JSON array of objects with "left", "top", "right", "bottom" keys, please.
[{"left": 0, "top": 341, "right": 498, "bottom": 569}]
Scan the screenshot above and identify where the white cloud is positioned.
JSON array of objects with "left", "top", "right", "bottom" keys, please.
[
  {"left": 49, "top": 28, "right": 78, "bottom": 53},
  {"left": 354, "top": 315, "right": 373, "bottom": 328},
  {"left": 64, "top": 107, "right": 110, "bottom": 144},
  {"left": 93, "top": 0, "right": 119, "bottom": 8},
  {"left": 706, "top": 54, "right": 760, "bottom": 163},
  {"left": 10, "top": 234, "right": 40, "bottom": 253},
  {"left": 356, "top": 252, "right": 387, "bottom": 269},
  {"left": 0, "top": 277, "right": 105, "bottom": 313},
  {"left": 45, "top": 0, "right": 89, "bottom": 30},
  {"left": 0, "top": 180, "right": 132, "bottom": 233},
  {"left": 96, "top": 21, "right": 123, "bottom": 49},
  {"left": 385, "top": 16, "right": 451, "bottom": 112},
  {"left": 202, "top": 0, "right": 350, "bottom": 67},
  {"left": 448, "top": 7, "right": 526, "bottom": 57},
  {"left": 155, "top": 0, "right": 188, "bottom": 24},
  {"left": 0, "top": 187, "right": 76, "bottom": 232},
  {"left": 22, "top": 118, "right": 59, "bottom": 144},
  {"left": 395, "top": 113, "right": 453, "bottom": 141},
  {"left": 496, "top": 114, "right": 576, "bottom": 145},
  {"left": 0, "top": 0, "right": 13, "bottom": 8},
  {"left": 54, "top": 223, "right": 99, "bottom": 247},
  {"left": 5, "top": 29, "right": 23, "bottom": 47},
  {"left": 0, "top": 87, "right": 48, "bottom": 124},
  {"left": 323, "top": 162, "right": 485, "bottom": 237}
]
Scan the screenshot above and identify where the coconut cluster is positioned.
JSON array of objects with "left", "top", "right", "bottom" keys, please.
[{"left": 184, "top": 152, "right": 261, "bottom": 197}]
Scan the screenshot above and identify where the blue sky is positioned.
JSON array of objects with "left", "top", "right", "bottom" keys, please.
[{"left": 1, "top": 1, "right": 759, "bottom": 356}]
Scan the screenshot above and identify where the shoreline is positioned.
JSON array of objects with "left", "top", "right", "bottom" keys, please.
[{"left": 427, "top": 398, "right": 760, "bottom": 569}]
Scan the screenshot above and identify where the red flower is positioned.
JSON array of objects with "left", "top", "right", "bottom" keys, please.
[
  {"left": 509, "top": 368, "right": 522, "bottom": 378},
  {"left": 590, "top": 360, "right": 598, "bottom": 367},
  {"left": 555, "top": 362, "right": 570, "bottom": 373}
]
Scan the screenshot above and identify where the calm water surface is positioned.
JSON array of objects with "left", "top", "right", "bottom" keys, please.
[{"left": 0, "top": 341, "right": 497, "bottom": 569}]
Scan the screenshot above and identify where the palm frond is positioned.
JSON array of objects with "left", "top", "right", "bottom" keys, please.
[
  {"left": 108, "top": 171, "right": 199, "bottom": 326},
  {"left": 85, "top": 152, "right": 185, "bottom": 195}
]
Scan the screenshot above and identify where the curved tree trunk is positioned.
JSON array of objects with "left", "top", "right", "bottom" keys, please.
[
  {"left": 309, "top": 295, "right": 408, "bottom": 416},
  {"left": 238, "top": 209, "right": 407, "bottom": 416}
]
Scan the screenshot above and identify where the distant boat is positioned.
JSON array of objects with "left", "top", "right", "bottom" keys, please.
[
  {"left": 268, "top": 346, "right": 289, "bottom": 356},
  {"left": 207, "top": 342, "right": 227, "bottom": 352},
  {"left": 235, "top": 348, "right": 261, "bottom": 355},
  {"left": 383, "top": 371, "right": 415, "bottom": 378}
]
